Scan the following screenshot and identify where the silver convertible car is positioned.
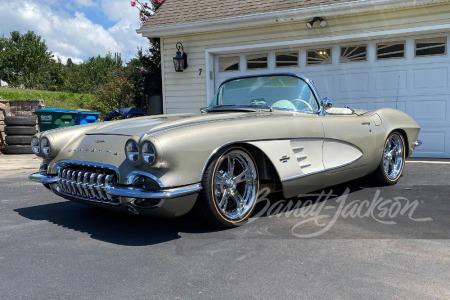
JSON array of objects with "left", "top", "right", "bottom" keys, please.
[{"left": 29, "top": 74, "right": 421, "bottom": 227}]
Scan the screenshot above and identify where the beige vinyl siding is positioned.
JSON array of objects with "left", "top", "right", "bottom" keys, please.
[{"left": 159, "top": 3, "right": 450, "bottom": 113}]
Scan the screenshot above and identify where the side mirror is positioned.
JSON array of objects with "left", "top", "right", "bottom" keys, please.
[{"left": 322, "top": 98, "right": 333, "bottom": 110}]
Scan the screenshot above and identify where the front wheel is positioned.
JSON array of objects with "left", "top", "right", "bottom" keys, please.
[
  {"left": 373, "top": 131, "right": 406, "bottom": 185},
  {"left": 198, "top": 147, "right": 259, "bottom": 228}
]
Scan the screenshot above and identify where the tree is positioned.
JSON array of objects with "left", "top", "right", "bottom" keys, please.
[
  {"left": 64, "top": 52, "right": 123, "bottom": 93},
  {"left": 131, "top": 0, "right": 164, "bottom": 74},
  {"left": 0, "top": 31, "right": 53, "bottom": 88},
  {"left": 40, "top": 56, "right": 68, "bottom": 91}
]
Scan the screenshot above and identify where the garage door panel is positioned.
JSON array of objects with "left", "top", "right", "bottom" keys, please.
[
  {"left": 338, "top": 72, "right": 370, "bottom": 92},
  {"left": 413, "top": 67, "right": 448, "bottom": 89},
  {"left": 414, "top": 131, "right": 446, "bottom": 155},
  {"left": 374, "top": 70, "right": 407, "bottom": 91},
  {"left": 413, "top": 100, "right": 447, "bottom": 123}
]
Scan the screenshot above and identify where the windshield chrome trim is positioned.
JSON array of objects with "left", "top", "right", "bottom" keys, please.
[{"left": 213, "top": 73, "right": 322, "bottom": 114}]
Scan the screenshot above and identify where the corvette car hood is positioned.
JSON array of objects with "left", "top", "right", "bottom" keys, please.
[{"left": 85, "top": 112, "right": 252, "bottom": 137}]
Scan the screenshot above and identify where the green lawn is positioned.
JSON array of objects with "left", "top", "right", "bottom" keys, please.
[{"left": 0, "top": 87, "right": 94, "bottom": 109}]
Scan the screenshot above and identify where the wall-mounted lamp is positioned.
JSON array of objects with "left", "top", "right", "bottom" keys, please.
[
  {"left": 306, "top": 17, "right": 327, "bottom": 29},
  {"left": 173, "top": 42, "right": 188, "bottom": 72}
]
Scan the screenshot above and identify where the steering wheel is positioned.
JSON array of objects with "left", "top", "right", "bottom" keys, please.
[
  {"left": 271, "top": 100, "right": 296, "bottom": 110},
  {"left": 291, "top": 99, "right": 313, "bottom": 111}
]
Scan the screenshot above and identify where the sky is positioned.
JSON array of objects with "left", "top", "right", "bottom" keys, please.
[{"left": 0, "top": 0, "right": 150, "bottom": 64}]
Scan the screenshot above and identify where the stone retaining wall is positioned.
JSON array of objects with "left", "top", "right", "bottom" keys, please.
[{"left": 0, "top": 99, "right": 45, "bottom": 144}]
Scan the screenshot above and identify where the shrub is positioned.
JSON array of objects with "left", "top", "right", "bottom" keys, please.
[{"left": 90, "top": 70, "right": 136, "bottom": 118}]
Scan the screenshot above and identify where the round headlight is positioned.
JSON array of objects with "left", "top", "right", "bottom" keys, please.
[
  {"left": 142, "top": 141, "right": 156, "bottom": 165},
  {"left": 41, "top": 137, "right": 51, "bottom": 156},
  {"left": 125, "top": 140, "right": 139, "bottom": 162},
  {"left": 31, "top": 137, "right": 40, "bottom": 155}
]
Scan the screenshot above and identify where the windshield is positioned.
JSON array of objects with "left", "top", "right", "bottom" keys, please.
[{"left": 208, "top": 75, "right": 319, "bottom": 112}]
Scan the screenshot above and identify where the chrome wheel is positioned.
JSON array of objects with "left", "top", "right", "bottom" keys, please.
[
  {"left": 383, "top": 133, "right": 404, "bottom": 180},
  {"left": 212, "top": 149, "right": 258, "bottom": 221}
]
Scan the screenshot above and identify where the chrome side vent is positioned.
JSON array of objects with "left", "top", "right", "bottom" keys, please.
[
  {"left": 291, "top": 144, "right": 310, "bottom": 168},
  {"left": 290, "top": 139, "right": 325, "bottom": 175}
]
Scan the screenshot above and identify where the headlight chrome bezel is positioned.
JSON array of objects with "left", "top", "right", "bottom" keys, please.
[
  {"left": 142, "top": 141, "right": 157, "bottom": 166},
  {"left": 41, "top": 137, "right": 51, "bottom": 157},
  {"left": 125, "top": 139, "right": 140, "bottom": 163},
  {"left": 31, "top": 136, "right": 40, "bottom": 155}
]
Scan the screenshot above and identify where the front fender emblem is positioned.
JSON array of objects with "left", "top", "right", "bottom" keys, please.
[
  {"left": 95, "top": 139, "right": 105, "bottom": 143},
  {"left": 280, "top": 155, "right": 290, "bottom": 163}
]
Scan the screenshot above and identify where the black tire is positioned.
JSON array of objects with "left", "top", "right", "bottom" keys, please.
[
  {"left": 4, "top": 116, "right": 36, "bottom": 126},
  {"left": 373, "top": 131, "right": 406, "bottom": 185},
  {"left": 5, "top": 135, "right": 34, "bottom": 145},
  {"left": 5, "top": 144, "right": 34, "bottom": 154},
  {"left": 5, "top": 126, "right": 36, "bottom": 136},
  {"left": 197, "top": 146, "right": 259, "bottom": 228}
]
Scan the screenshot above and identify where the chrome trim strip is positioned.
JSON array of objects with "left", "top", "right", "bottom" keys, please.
[
  {"left": 281, "top": 156, "right": 363, "bottom": 182},
  {"left": 144, "top": 115, "right": 261, "bottom": 136},
  {"left": 29, "top": 172, "right": 59, "bottom": 184},
  {"left": 414, "top": 140, "right": 422, "bottom": 147},
  {"left": 105, "top": 183, "right": 202, "bottom": 199},
  {"left": 199, "top": 137, "right": 364, "bottom": 182}
]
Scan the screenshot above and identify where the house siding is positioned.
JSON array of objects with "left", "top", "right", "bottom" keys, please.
[{"left": 160, "top": 4, "right": 450, "bottom": 114}]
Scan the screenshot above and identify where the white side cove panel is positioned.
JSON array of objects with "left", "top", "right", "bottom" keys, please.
[
  {"left": 322, "top": 140, "right": 363, "bottom": 170},
  {"left": 247, "top": 139, "right": 325, "bottom": 181}
]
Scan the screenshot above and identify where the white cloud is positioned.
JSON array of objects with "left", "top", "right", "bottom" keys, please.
[
  {"left": 0, "top": 0, "right": 149, "bottom": 64},
  {"left": 73, "top": 0, "right": 97, "bottom": 8}
]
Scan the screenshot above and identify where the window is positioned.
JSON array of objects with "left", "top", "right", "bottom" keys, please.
[
  {"left": 307, "top": 48, "right": 332, "bottom": 65},
  {"left": 275, "top": 52, "right": 298, "bottom": 67},
  {"left": 246, "top": 54, "right": 268, "bottom": 69},
  {"left": 415, "top": 37, "right": 447, "bottom": 57},
  {"left": 377, "top": 42, "right": 405, "bottom": 60},
  {"left": 340, "top": 45, "right": 367, "bottom": 63},
  {"left": 219, "top": 56, "right": 239, "bottom": 72}
]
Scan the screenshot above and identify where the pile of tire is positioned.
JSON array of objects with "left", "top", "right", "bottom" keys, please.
[{"left": 4, "top": 116, "right": 37, "bottom": 154}]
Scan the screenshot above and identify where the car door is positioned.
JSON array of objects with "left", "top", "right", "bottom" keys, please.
[{"left": 320, "top": 113, "right": 376, "bottom": 176}]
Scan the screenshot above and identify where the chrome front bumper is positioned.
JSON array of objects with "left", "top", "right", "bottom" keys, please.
[{"left": 29, "top": 172, "right": 202, "bottom": 203}]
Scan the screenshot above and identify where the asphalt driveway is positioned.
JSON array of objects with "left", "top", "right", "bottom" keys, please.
[{"left": 0, "top": 155, "right": 449, "bottom": 299}]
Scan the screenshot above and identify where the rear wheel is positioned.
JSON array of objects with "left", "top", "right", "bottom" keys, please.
[
  {"left": 374, "top": 131, "right": 406, "bottom": 185},
  {"left": 198, "top": 147, "right": 259, "bottom": 228}
]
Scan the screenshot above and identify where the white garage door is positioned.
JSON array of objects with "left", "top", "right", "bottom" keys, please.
[{"left": 214, "top": 34, "right": 450, "bottom": 158}]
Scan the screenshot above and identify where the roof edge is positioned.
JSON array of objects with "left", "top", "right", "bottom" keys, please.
[{"left": 137, "top": 0, "right": 448, "bottom": 37}]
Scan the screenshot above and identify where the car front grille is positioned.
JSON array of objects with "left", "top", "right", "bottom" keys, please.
[{"left": 57, "top": 164, "right": 120, "bottom": 205}]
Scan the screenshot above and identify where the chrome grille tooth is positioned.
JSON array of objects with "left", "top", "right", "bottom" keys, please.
[
  {"left": 61, "top": 169, "right": 68, "bottom": 193},
  {"left": 96, "top": 174, "right": 106, "bottom": 201},
  {"left": 89, "top": 173, "right": 98, "bottom": 199},
  {"left": 77, "top": 171, "right": 85, "bottom": 197},
  {"left": 104, "top": 174, "right": 114, "bottom": 201},
  {"left": 66, "top": 170, "right": 73, "bottom": 194},
  {"left": 83, "top": 172, "right": 91, "bottom": 198},
  {"left": 71, "top": 170, "right": 78, "bottom": 195}
]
